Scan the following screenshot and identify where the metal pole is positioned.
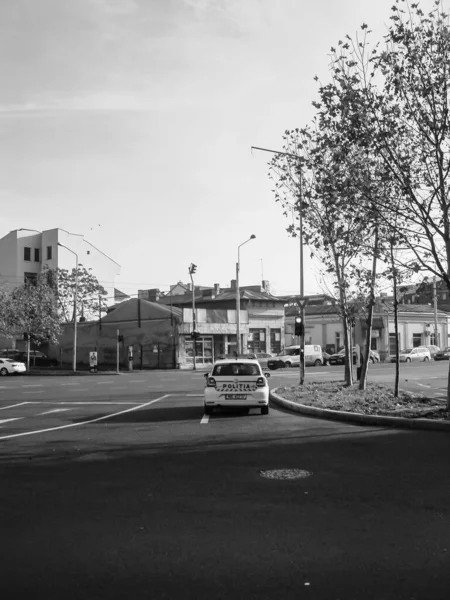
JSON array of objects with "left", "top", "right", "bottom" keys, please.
[
  {"left": 116, "top": 329, "right": 120, "bottom": 374},
  {"left": 190, "top": 270, "right": 196, "bottom": 370},
  {"left": 73, "top": 254, "right": 78, "bottom": 372},
  {"left": 299, "top": 181, "right": 305, "bottom": 386},
  {"left": 236, "top": 255, "right": 240, "bottom": 355},
  {"left": 433, "top": 276, "right": 439, "bottom": 347}
]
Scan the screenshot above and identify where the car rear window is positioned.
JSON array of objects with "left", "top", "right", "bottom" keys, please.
[{"left": 212, "top": 362, "right": 261, "bottom": 376}]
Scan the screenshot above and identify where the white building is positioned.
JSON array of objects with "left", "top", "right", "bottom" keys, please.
[{"left": 0, "top": 228, "right": 121, "bottom": 303}]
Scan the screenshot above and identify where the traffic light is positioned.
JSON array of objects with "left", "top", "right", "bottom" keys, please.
[
  {"left": 190, "top": 331, "right": 201, "bottom": 340},
  {"left": 189, "top": 263, "right": 197, "bottom": 275},
  {"left": 294, "top": 316, "right": 304, "bottom": 337},
  {"left": 117, "top": 334, "right": 124, "bottom": 342}
]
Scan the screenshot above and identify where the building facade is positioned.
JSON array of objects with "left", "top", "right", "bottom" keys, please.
[{"left": 0, "top": 228, "right": 121, "bottom": 302}]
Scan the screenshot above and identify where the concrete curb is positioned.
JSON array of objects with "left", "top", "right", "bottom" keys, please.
[{"left": 270, "top": 388, "right": 450, "bottom": 432}]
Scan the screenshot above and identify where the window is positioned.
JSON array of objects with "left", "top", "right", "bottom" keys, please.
[
  {"left": 24, "top": 247, "right": 31, "bottom": 261},
  {"left": 46, "top": 246, "right": 52, "bottom": 260},
  {"left": 248, "top": 328, "right": 266, "bottom": 353},
  {"left": 413, "top": 333, "right": 422, "bottom": 347},
  {"left": 370, "top": 337, "right": 377, "bottom": 350},
  {"left": 24, "top": 272, "right": 37, "bottom": 285},
  {"left": 34, "top": 248, "right": 40, "bottom": 262},
  {"left": 270, "top": 329, "right": 281, "bottom": 354},
  {"left": 335, "top": 332, "right": 342, "bottom": 351}
]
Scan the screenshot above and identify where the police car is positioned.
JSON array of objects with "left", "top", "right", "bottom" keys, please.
[{"left": 203, "top": 358, "right": 270, "bottom": 415}]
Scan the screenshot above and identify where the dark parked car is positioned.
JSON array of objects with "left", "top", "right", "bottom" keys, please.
[
  {"left": 12, "top": 351, "right": 58, "bottom": 367},
  {"left": 328, "top": 348, "right": 380, "bottom": 366},
  {"left": 434, "top": 347, "right": 450, "bottom": 361}
]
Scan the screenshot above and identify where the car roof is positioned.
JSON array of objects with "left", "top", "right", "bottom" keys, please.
[{"left": 213, "top": 358, "right": 260, "bottom": 365}]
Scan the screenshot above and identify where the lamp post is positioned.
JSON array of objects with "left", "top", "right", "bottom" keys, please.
[
  {"left": 236, "top": 235, "right": 256, "bottom": 355},
  {"left": 251, "top": 145, "right": 306, "bottom": 383},
  {"left": 58, "top": 242, "right": 78, "bottom": 372}
]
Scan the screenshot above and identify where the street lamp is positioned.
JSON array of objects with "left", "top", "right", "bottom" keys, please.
[
  {"left": 236, "top": 235, "right": 256, "bottom": 355},
  {"left": 251, "top": 145, "right": 306, "bottom": 383},
  {"left": 58, "top": 242, "right": 78, "bottom": 372}
]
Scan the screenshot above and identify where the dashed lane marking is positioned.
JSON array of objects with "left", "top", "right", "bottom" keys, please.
[
  {"left": 0, "top": 418, "right": 23, "bottom": 426},
  {"left": 60, "top": 383, "right": 79, "bottom": 386},
  {"left": 22, "top": 384, "right": 43, "bottom": 387},
  {"left": 38, "top": 408, "right": 74, "bottom": 415},
  {"left": 22, "top": 391, "right": 44, "bottom": 394},
  {"left": 129, "top": 380, "right": 145, "bottom": 383},
  {"left": 0, "top": 402, "right": 30, "bottom": 410},
  {"left": 0, "top": 394, "right": 171, "bottom": 440},
  {"left": 96, "top": 381, "right": 114, "bottom": 385}
]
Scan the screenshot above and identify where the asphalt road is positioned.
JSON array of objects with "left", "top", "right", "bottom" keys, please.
[{"left": 1, "top": 364, "right": 450, "bottom": 599}]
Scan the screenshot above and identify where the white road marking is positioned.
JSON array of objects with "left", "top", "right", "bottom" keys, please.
[
  {"left": 0, "top": 394, "right": 171, "bottom": 440},
  {"left": 129, "top": 380, "right": 145, "bottom": 383},
  {"left": 161, "top": 378, "right": 176, "bottom": 381},
  {"left": 22, "top": 391, "right": 44, "bottom": 394},
  {"left": 96, "top": 381, "right": 114, "bottom": 385},
  {"left": 39, "top": 408, "right": 74, "bottom": 415},
  {"left": 0, "top": 402, "right": 30, "bottom": 410},
  {"left": 187, "top": 394, "right": 204, "bottom": 397},
  {"left": 67, "top": 389, "right": 89, "bottom": 392},
  {"left": 22, "top": 384, "right": 43, "bottom": 387},
  {"left": 416, "top": 382, "right": 432, "bottom": 388},
  {"left": 60, "top": 383, "right": 79, "bottom": 386},
  {"left": 200, "top": 414, "right": 209, "bottom": 424},
  {"left": 0, "top": 418, "right": 23, "bottom": 425}
]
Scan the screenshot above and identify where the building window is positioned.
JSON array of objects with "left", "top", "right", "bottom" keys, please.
[
  {"left": 185, "top": 337, "right": 213, "bottom": 365},
  {"left": 34, "top": 248, "right": 40, "bottom": 262},
  {"left": 370, "top": 337, "right": 377, "bottom": 350},
  {"left": 270, "top": 329, "right": 281, "bottom": 354},
  {"left": 24, "top": 247, "right": 31, "bottom": 261},
  {"left": 412, "top": 333, "right": 422, "bottom": 347},
  {"left": 248, "top": 328, "right": 266, "bottom": 353},
  {"left": 46, "top": 246, "right": 52, "bottom": 260},
  {"left": 24, "top": 272, "right": 37, "bottom": 285},
  {"left": 335, "top": 332, "right": 342, "bottom": 351}
]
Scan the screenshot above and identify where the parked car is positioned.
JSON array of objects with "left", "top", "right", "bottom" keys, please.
[
  {"left": 12, "top": 351, "right": 58, "bottom": 367},
  {"left": 434, "top": 347, "right": 450, "bottom": 361},
  {"left": 389, "top": 347, "right": 431, "bottom": 363},
  {"left": 0, "top": 358, "right": 26, "bottom": 376},
  {"left": 267, "top": 345, "right": 323, "bottom": 369},
  {"left": 328, "top": 348, "right": 380, "bottom": 366},
  {"left": 203, "top": 358, "right": 270, "bottom": 415},
  {"left": 426, "top": 345, "right": 440, "bottom": 358},
  {"left": 244, "top": 352, "right": 274, "bottom": 369}
]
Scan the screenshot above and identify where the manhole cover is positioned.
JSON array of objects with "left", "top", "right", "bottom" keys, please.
[{"left": 259, "top": 469, "right": 312, "bottom": 480}]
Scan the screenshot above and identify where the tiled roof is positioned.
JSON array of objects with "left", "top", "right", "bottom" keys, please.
[{"left": 376, "top": 301, "right": 450, "bottom": 316}]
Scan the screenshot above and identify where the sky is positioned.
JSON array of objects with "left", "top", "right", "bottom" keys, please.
[{"left": 1, "top": 0, "right": 446, "bottom": 300}]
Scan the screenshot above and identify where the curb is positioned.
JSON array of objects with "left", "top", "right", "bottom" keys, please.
[{"left": 270, "top": 388, "right": 450, "bottom": 432}]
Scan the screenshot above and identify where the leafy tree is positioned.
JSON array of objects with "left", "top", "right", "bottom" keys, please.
[
  {"left": 52, "top": 266, "right": 108, "bottom": 323},
  {"left": 1, "top": 275, "right": 62, "bottom": 368}
]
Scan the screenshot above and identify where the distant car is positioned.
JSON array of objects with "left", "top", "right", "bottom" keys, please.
[
  {"left": 426, "top": 345, "right": 440, "bottom": 358},
  {"left": 434, "top": 347, "right": 450, "bottom": 361},
  {"left": 245, "top": 352, "right": 274, "bottom": 369},
  {"left": 328, "top": 348, "right": 380, "bottom": 365},
  {"left": 203, "top": 358, "right": 270, "bottom": 415},
  {"left": 13, "top": 351, "right": 58, "bottom": 367},
  {"left": 390, "top": 347, "right": 431, "bottom": 363},
  {"left": 0, "top": 358, "right": 26, "bottom": 376},
  {"left": 267, "top": 345, "right": 323, "bottom": 369}
]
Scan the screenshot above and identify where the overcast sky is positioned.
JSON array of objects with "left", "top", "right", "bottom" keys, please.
[{"left": 0, "top": 0, "right": 445, "bottom": 300}]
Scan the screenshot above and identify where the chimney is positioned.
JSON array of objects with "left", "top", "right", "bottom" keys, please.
[
  {"left": 214, "top": 283, "right": 220, "bottom": 295},
  {"left": 230, "top": 279, "right": 236, "bottom": 290}
]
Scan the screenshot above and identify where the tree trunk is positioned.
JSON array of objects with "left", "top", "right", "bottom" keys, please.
[
  {"left": 359, "top": 226, "right": 379, "bottom": 390},
  {"left": 334, "top": 252, "right": 353, "bottom": 386}
]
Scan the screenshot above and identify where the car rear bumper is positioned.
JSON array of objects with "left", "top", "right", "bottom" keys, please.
[{"left": 204, "top": 389, "right": 269, "bottom": 407}]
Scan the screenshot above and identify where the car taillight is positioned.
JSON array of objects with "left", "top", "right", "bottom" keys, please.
[
  {"left": 206, "top": 377, "right": 216, "bottom": 388},
  {"left": 256, "top": 377, "right": 266, "bottom": 387}
]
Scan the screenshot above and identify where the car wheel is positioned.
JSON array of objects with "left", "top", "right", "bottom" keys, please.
[
  {"left": 369, "top": 357, "right": 374, "bottom": 363},
  {"left": 261, "top": 406, "right": 269, "bottom": 415},
  {"left": 424, "top": 356, "right": 430, "bottom": 362},
  {"left": 284, "top": 362, "right": 291, "bottom": 368},
  {"left": 406, "top": 357, "right": 411, "bottom": 363},
  {"left": 0, "top": 368, "right": 8, "bottom": 376},
  {"left": 314, "top": 359, "right": 322, "bottom": 367},
  {"left": 204, "top": 406, "right": 213, "bottom": 415},
  {"left": 268, "top": 365, "right": 277, "bottom": 370}
]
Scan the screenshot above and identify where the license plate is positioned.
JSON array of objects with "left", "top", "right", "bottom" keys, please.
[{"left": 225, "top": 394, "right": 247, "bottom": 400}]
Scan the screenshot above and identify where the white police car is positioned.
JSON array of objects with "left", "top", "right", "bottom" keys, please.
[{"left": 204, "top": 358, "right": 270, "bottom": 415}]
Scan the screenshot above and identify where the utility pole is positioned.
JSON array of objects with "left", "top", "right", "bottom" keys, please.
[
  {"left": 433, "top": 276, "right": 439, "bottom": 347},
  {"left": 189, "top": 263, "right": 198, "bottom": 370}
]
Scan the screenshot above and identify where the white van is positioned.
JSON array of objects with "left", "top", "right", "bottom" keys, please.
[{"left": 267, "top": 345, "right": 323, "bottom": 369}]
